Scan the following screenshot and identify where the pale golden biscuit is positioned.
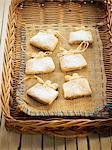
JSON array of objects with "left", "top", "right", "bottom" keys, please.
[
  {"left": 60, "top": 54, "right": 87, "bottom": 72},
  {"left": 27, "top": 82, "right": 59, "bottom": 105},
  {"left": 25, "top": 57, "right": 55, "bottom": 74},
  {"left": 63, "top": 74, "right": 92, "bottom": 99},
  {"left": 30, "top": 32, "right": 58, "bottom": 51},
  {"left": 69, "top": 30, "right": 93, "bottom": 44}
]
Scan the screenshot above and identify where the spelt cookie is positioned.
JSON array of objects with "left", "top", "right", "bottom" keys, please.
[
  {"left": 27, "top": 80, "right": 59, "bottom": 105},
  {"left": 25, "top": 56, "right": 55, "bottom": 74},
  {"left": 60, "top": 53, "right": 87, "bottom": 72},
  {"left": 30, "top": 32, "right": 58, "bottom": 51},
  {"left": 69, "top": 30, "right": 93, "bottom": 44},
  {"left": 63, "top": 73, "right": 92, "bottom": 99}
]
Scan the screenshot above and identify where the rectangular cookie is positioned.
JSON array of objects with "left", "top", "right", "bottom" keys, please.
[
  {"left": 25, "top": 57, "right": 55, "bottom": 74},
  {"left": 30, "top": 32, "right": 58, "bottom": 51},
  {"left": 69, "top": 30, "right": 93, "bottom": 44},
  {"left": 63, "top": 77, "right": 92, "bottom": 99},
  {"left": 60, "top": 54, "right": 87, "bottom": 72},
  {"left": 27, "top": 83, "right": 58, "bottom": 105}
]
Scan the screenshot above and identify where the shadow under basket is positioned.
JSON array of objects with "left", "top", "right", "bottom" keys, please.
[{"left": 1, "top": 0, "right": 112, "bottom": 138}]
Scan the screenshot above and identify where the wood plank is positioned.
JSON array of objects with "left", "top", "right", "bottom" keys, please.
[
  {"left": 21, "top": 134, "right": 42, "bottom": 150},
  {"left": 31, "top": 134, "right": 42, "bottom": 150},
  {"left": 66, "top": 138, "right": 77, "bottom": 150},
  {"left": 0, "top": 117, "right": 20, "bottom": 150},
  {"left": 8, "top": 131, "right": 21, "bottom": 150},
  {"left": 43, "top": 135, "right": 54, "bottom": 150},
  {"left": 110, "top": 136, "right": 112, "bottom": 150},
  {"left": 77, "top": 137, "right": 88, "bottom": 150},
  {"left": 54, "top": 137, "right": 65, "bottom": 150},
  {"left": 21, "top": 134, "right": 32, "bottom": 150},
  {"left": 0, "top": 117, "right": 9, "bottom": 150},
  {"left": 100, "top": 135, "right": 111, "bottom": 150},
  {"left": 89, "top": 134, "right": 101, "bottom": 150}
]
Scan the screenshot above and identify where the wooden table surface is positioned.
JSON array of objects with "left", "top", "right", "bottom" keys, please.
[{"left": 0, "top": 0, "right": 112, "bottom": 150}]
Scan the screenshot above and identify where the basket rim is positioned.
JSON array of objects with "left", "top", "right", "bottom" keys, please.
[{"left": 1, "top": 0, "right": 112, "bottom": 120}]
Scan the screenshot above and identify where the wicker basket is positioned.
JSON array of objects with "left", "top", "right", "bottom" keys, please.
[{"left": 1, "top": 0, "right": 112, "bottom": 138}]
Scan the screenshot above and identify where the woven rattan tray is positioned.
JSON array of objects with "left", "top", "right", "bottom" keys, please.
[{"left": 1, "top": 0, "right": 112, "bottom": 137}]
